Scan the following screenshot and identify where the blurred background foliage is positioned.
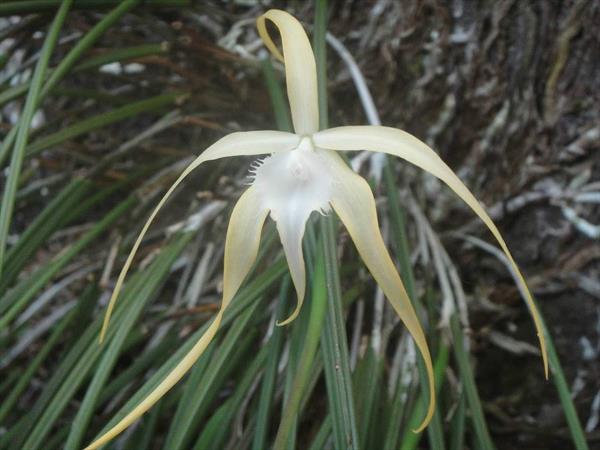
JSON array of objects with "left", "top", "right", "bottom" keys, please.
[{"left": 0, "top": 1, "right": 598, "bottom": 449}]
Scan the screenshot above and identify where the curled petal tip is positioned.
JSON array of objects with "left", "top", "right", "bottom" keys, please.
[
  {"left": 275, "top": 302, "right": 302, "bottom": 327},
  {"left": 413, "top": 404, "right": 434, "bottom": 433},
  {"left": 256, "top": 9, "right": 319, "bottom": 134},
  {"left": 541, "top": 337, "right": 549, "bottom": 379}
]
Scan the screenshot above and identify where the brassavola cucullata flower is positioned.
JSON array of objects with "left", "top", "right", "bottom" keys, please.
[{"left": 86, "top": 9, "right": 547, "bottom": 450}]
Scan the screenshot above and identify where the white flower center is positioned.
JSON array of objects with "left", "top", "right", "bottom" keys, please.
[{"left": 251, "top": 137, "right": 332, "bottom": 222}]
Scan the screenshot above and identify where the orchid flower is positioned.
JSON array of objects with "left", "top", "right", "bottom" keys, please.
[{"left": 85, "top": 9, "right": 548, "bottom": 449}]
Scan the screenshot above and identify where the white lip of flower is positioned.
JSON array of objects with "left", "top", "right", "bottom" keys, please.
[{"left": 86, "top": 9, "right": 549, "bottom": 450}]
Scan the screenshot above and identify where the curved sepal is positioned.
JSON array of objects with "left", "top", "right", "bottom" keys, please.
[
  {"left": 99, "top": 131, "right": 298, "bottom": 343},
  {"left": 85, "top": 187, "right": 268, "bottom": 450},
  {"left": 326, "top": 152, "right": 435, "bottom": 431},
  {"left": 314, "top": 125, "right": 549, "bottom": 378}
]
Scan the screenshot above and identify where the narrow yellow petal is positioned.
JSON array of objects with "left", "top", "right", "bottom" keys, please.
[
  {"left": 221, "top": 186, "right": 270, "bottom": 307},
  {"left": 99, "top": 131, "right": 298, "bottom": 343},
  {"left": 85, "top": 314, "right": 223, "bottom": 450},
  {"left": 85, "top": 187, "right": 268, "bottom": 450},
  {"left": 257, "top": 10, "right": 319, "bottom": 135},
  {"left": 274, "top": 207, "right": 307, "bottom": 326},
  {"left": 315, "top": 125, "right": 549, "bottom": 378},
  {"left": 327, "top": 152, "right": 435, "bottom": 431}
]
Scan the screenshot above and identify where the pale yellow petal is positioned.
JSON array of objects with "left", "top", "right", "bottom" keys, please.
[
  {"left": 84, "top": 187, "right": 268, "bottom": 450},
  {"left": 257, "top": 10, "right": 318, "bottom": 135},
  {"left": 221, "top": 186, "right": 270, "bottom": 308},
  {"left": 326, "top": 152, "right": 435, "bottom": 431},
  {"left": 314, "top": 125, "right": 548, "bottom": 378},
  {"left": 99, "top": 130, "right": 298, "bottom": 343},
  {"left": 274, "top": 204, "right": 307, "bottom": 326}
]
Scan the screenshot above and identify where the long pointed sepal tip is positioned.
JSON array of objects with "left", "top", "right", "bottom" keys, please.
[
  {"left": 540, "top": 335, "right": 549, "bottom": 380},
  {"left": 98, "top": 314, "right": 111, "bottom": 344},
  {"left": 275, "top": 306, "right": 300, "bottom": 327},
  {"left": 412, "top": 404, "right": 434, "bottom": 434},
  {"left": 411, "top": 397, "right": 434, "bottom": 434}
]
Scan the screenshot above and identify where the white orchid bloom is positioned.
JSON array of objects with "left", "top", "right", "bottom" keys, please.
[{"left": 86, "top": 9, "right": 548, "bottom": 449}]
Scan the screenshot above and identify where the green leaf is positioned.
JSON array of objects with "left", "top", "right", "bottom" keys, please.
[
  {"left": 92, "top": 260, "right": 287, "bottom": 439},
  {"left": 23, "top": 233, "right": 192, "bottom": 450},
  {"left": 313, "top": 2, "right": 360, "bottom": 448},
  {"left": 24, "top": 92, "right": 186, "bottom": 158},
  {"left": 63, "top": 233, "right": 194, "bottom": 450},
  {"left": 449, "top": 391, "right": 466, "bottom": 450},
  {"left": 400, "top": 342, "right": 449, "bottom": 450},
  {"left": 0, "top": 0, "right": 73, "bottom": 276},
  {"left": 192, "top": 344, "right": 268, "bottom": 450},
  {"left": 0, "top": 196, "right": 137, "bottom": 328},
  {"left": 252, "top": 277, "right": 290, "bottom": 450},
  {"left": 354, "top": 348, "right": 384, "bottom": 450},
  {"left": 0, "top": 0, "right": 142, "bottom": 167},
  {"left": 0, "top": 43, "right": 168, "bottom": 108},
  {"left": 273, "top": 245, "right": 328, "bottom": 450},
  {"left": 164, "top": 298, "right": 262, "bottom": 450},
  {"left": 0, "top": 178, "right": 92, "bottom": 292},
  {"left": 541, "top": 307, "right": 590, "bottom": 450},
  {"left": 450, "top": 314, "right": 496, "bottom": 450},
  {"left": 0, "top": 289, "right": 83, "bottom": 424},
  {"left": 0, "top": 0, "right": 188, "bottom": 16}
]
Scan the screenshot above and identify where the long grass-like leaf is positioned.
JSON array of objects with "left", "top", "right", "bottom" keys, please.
[
  {"left": 64, "top": 233, "right": 193, "bottom": 450},
  {"left": 0, "top": 43, "right": 168, "bottom": 108},
  {"left": 41, "top": 0, "right": 142, "bottom": 98},
  {"left": 123, "top": 398, "right": 165, "bottom": 450},
  {"left": 307, "top": 415, "right": 332, "bottom": 450},
  {"left": 313, "top": 2, "right": 360, "bottom": 448},
  {"left": 450, "top": 313, "right": 496, "bottom": 450},
  {"left": 1, "top": 167, "right": 152, "bottom": 293},
  {"left": 463, "top": 237, "right": 590, "bottom": 449},
  {"left": 381, "top": 344, "right": 413, "bottom": 450},
  {"left": 0, "top": 0, "right": 72, "bottom": 275},
  {"left": 0, "top": 197, "right": 137, "bottom": 330},
  {"left": 0, "top": 196, "right": 136, "bottom": 328},
  {"left": 22, "top": 233, "right": 191, "bottom": 449},
  {"left": 164, "top": 299, "right": 262, "bottom": 450},
  {"left": 0, "top": 178, "right": 91, "bottom": 291},
  {"left": 273, "top": 246, "right": 328, "bottom": 450},
  {"left": 0, "top": 0, "right": 142, "bottom": 167},
  {"left": 319, "top": 216, "right": 360, "bottom": 450},
  {"left": 543, "top": 311, "right": 589, "bottom": 449},
  {"left": 384, "top": 163, "right": 447, "bottom": 448},
  {"left": 400, "top": 342, "right": 449, "bottom": 450},
  {"left": 0, "top": 293, "right": 80, "bottom": 423},
  {"left": 92, "top": 260, "right": 287, "bottom": 438},
  {"left": 0, "top": 0, "right": 188, "bottom": 15},
  {"left": 98, "top": 332, "right": 178, "bottom": 404},
  {"left": 23, "top": 92, "right": 185, "bottom": 158},
  {"left": 252, "top": 277, "right": 290, "bottom": 450},
  {"left": 449, "top": 392, "right": 466, "bottom": 450},
  {"left": 192, "top": 338, "right": 268, "bottom": 449},
  {"left": 353, "top": 348, "right": 384, "bottom": 449},
  {"left": 261, "top": 59, "right": 293, "bottom": 132}
]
